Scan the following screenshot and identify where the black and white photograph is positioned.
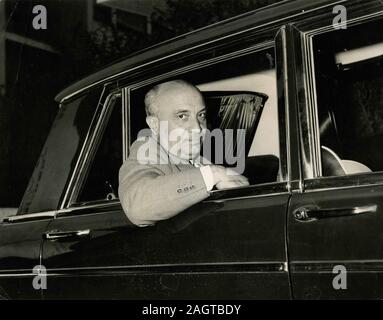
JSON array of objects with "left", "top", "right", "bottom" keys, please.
[{"left": 0, "top": 0, "right": 383, "bottom": 306}]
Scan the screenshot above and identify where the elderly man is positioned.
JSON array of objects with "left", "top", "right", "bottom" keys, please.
[{"left": 118, "top": 80, "right": 249, "bottom": 226}]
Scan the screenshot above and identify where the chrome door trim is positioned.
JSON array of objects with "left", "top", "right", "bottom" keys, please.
[
  {"left": 0, "top": 261, "right": 288, "bottom": 277},
  {"left": 37, "top": 261, "right": 289, "bottom": 276},
  {"left": 303, "top": 171, "right": 383, "bottom": 193},
  {"left": 291, "top": 260, "right": 383, "bottom": 272},
  {"left": 2, "top": 211, "right": 57, "bottom": 224}
]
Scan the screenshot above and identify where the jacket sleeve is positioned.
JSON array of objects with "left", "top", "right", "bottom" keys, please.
[{"left": 118, "top": 159, "right": 210, "bottom": 226}]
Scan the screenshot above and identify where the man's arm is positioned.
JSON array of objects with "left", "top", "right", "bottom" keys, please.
[{"left": 118, "top": 160, "right": 210, "bottom": 226}]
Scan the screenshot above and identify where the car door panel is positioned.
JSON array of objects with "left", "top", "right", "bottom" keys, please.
[
  {"left": 289, "top": 178, "right": 383, "bottom": 299},
  {"left": 42, "top": 185, "right": 291, "bottom": 299},
  {"left": 0, "top": 218, "right": 52, "bottom": 299}
]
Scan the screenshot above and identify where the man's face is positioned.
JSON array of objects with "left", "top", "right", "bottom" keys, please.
[{"left": 149, "top": 84, "right": 207, "bottom": 160}]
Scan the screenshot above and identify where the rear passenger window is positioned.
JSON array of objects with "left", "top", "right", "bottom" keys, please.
[
  {"left": 312, "top": 19, "right": 383, "bottom": 176},
  {"left": 76, "top": 93, "right": 123, "bottom": 203},
  {"left": 129, "top": 46, "right": 286, "bottom": 186}
]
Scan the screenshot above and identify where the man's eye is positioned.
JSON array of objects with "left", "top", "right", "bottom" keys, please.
[
  {"left": 199, "top": 113, "right": 206, "bottom": 120},
  {"left": 178, "top": 114, "right": 188, "bottom": 120}
]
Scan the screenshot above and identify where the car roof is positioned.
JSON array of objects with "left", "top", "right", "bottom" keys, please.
[{"left": 55, "top": 0, "right": 345, "bottom": 103}]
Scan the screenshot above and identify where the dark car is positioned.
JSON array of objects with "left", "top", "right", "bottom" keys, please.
[{"left": 1, "top": 0, "right": 383, "bottom": 299}]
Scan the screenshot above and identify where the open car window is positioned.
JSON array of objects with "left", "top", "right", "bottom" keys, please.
[
  {"left": 69, "top": 45, "right": 284, "bottom": 207},
  {"left": 129, "top": 45, "right": 285, "bottom": 187}
]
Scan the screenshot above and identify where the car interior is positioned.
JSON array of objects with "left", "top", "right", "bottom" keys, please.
[
  {"left": 201, "top": 91, "right": 279, "bottom": 185},
  {"left": 128, "top": 86, "right": 279, "bottom": 189},
  {"left": 314, "top": 18, "right": 383, "bottom": 177}
]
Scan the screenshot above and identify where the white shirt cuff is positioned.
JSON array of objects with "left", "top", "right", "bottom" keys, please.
[{"left": 199, "top": 165, "right": 214, "bottom": 191}]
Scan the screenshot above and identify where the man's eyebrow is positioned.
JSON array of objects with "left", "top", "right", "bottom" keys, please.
[
  {"left": 174, "top": 107, "right": 206, "bottom": 114},
  {"left": 175, "top": 109, "right": 191, "bottom": 113}
]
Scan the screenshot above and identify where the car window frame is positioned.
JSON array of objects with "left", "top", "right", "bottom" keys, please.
[
  {"left": 124, "top": 38, "right": 291, "bottom": 201},
  {"left": 62, "top": 87, "right": 125, "bottom": 209},
  {"left": 54, "top": 24, "right": 298, "bottom": 216},
  {"left": 292, "top": 8, "right": 383, "bottom": 192}
]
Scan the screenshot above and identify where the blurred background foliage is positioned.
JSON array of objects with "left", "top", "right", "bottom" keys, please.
[{"left": 64, "top": 0, "right": 283, "bottom": 77}]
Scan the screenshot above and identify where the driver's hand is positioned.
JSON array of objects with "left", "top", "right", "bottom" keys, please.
[{"left": 210, "top": 165, "right": 249, "bottom": 190}]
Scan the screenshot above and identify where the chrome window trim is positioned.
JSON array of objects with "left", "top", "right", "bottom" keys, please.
[
  {"left": 299, "top": 25, "right": 321, "bottom": 179},
  {"left": 206, "top": 191, "right": 290, "bottom": 203},
  {"left": 2, "top": 201, "right": 121, "bottom": 223},
  {"left": 128, "top": 40, "right": 275, "bottom": 91},
  {"left": 59, "top": 86, "right": 107, "bottom": 210},
  {"left": 55, "top": 185, "right": 290, "bottom": 220},
  {"left": 297, "top": 12, "right": 383, "bottom": 187},
  {"left": 1, "top": 210, "right": 57, "bottom": 224},
  {"left": 304, "top": 171, "right": 383, "bottom": 192},
  {"left": 275, "top": 25, "right": 303, "bottom": 193},
  {"left": 62, "top": 90, "right": 122, "bottom": 209},
  {"left": 304, "top": 178, "right": 383, "bottom": 193},
  {"left": 122, "top": 87, "right": 130, "bottom": 162},
  {"left": 301, "top": 11, "right": 383, "bottom": 38},
  {"left": 280, "top": 26, "right": 292, "bottom": 189},
  {"left": 3, "top": 184, "right": 290, "bottom": 222},
  {"left": 65, "top": 199, "right": 121, "bottom": 211}
]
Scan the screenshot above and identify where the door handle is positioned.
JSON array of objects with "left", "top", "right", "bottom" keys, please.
[
  {"left": 43, "top": 229, "right": 91, "bottom": 241},
  {"left": 293, "top": 204, "right": 377, "bottom": 222}
]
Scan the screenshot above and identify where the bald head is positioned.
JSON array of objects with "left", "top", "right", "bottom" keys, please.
[
  {"left": 144, "top": 79, "right": 207, "bottom": 160},
  {"left": 144, "top": 80, "right": 203, "bottom": 117}
]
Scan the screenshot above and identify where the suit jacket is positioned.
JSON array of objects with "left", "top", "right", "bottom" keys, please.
[{"left": 118, "top": 133, "right": 210, "bottom": 226}]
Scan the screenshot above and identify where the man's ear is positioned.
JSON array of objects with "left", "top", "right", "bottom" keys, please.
[{"left": 146, "top": 116, "right": 159, "bottom": 135}]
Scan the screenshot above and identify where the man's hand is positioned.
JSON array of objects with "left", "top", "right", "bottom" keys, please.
[{"left": 210, "top": 165, "right": 249, "bottom": 190}]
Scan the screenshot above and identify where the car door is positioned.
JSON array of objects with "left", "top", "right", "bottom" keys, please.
[
  {"left": 0, "top": 214, "right": 52, "bottom": 299},
  {"left": 41, "top": 190, "right": 291, "bottom": 299},
  {"left": 286, "top": 3, "right": 383, "bottom": 299},
  {"left": 40, "top": 31, "right": 293, "bottom": 299}
]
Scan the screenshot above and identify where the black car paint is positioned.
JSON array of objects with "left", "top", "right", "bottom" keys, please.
[{"left": 41, "top": 186, "right": 291, "bottom": 299}]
